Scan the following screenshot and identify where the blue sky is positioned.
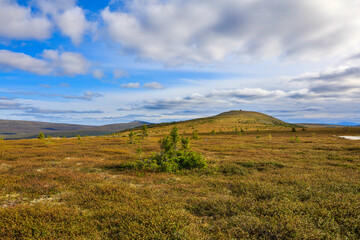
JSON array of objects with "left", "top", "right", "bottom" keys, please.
[{"left": 1, "top": 0, "right": 360, "bottom": 125}]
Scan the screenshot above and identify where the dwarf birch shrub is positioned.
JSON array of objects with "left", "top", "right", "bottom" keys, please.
[
  {"left": 141, "top": 124, "right": 149, "bottom": 139},
  {"left": 37, "top": 132, "right": 45, "bottom": 139},
  {"left": 135, "top": 127, "right": 207, "bottom": 172},
  {"left": 128, "top": 131, "right": 136, "bottom": 144},
  {"left": 192, "top": 130, "right": 200, "bottom": 140}
]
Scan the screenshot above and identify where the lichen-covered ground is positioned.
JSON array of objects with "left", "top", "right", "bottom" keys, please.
[{"left": 1, "top": 127, "right": 360, "bottom": 239}]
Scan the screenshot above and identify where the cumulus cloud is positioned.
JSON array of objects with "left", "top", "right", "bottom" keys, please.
[
  {"left": 42, "top": 49, "right": 91, "bottom": 75},
  {"left": 55, "top": 7, "right": 91, "bottom": 44},
  {"left": 102, "top": 0, "right": 360, "bottom": 65},
  {"left": 0, "top": 50, "right": 51, "bottom": 75},
  {"left": 35, "top": 0, "right": 76, "bottom": 14},
  {"left": 0, "top": 0, "right": 51, "bottom": 40},
  {"left": 0, "top": 49, "right": 90, "bottom": 76},
  {"left": 35, "top": 0, "right": 92, "bottom": 44},
  {"left": 0, "top": 0, "right": 92, "bottom": 43},
  {"left": 121, "top": 82, "right": 140, "bottom": 88},
  {"left": 143, "top": 82, "right": 164, "bottom": 89}
]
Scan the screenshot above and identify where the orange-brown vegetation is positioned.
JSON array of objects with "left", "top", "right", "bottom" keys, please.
[{"left": 1, "top": 111, "right": 360, "bottom": 239}]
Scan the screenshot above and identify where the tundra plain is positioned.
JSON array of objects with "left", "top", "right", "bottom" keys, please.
[{"left": 1, "top": 111, "right": 360, "bottom": 239}]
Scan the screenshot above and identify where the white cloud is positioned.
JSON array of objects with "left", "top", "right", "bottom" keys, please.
[
  {"left": 3, "top": 89, "right": 102, "bottom": 101},
  {"left": 209, "top": 88, "right": 286, "bottom": 100},
  {"left": 0, "top": 49, "right": 90, "bottom": 76},
  {"left": 62, "top": 91, "right": 103, "bottom": 101},
  {"left": 0, "top": 50, "right": 51, "bottom": 75},
  {"left": 140, "top": 88, "right": 286, "bottom": 110},
  {"left": 102, "top": 0, "right": 360, "bottom": 65},
  {"left": 0, "top": 101, "right": 23, "bottom": 110},
  {"left": 43, "top": 49, "right": 91, "bottom": 75},
  {"left": 113, "top": 69, "right": 128, "bottom": 79},
  {"left": 93, "top": 69, "right": 105, "bottom": 79},
  {"left": 35, "top": 0, "right": 92, "bottom": 44},
  {"left": 55, "top": 7, "right": 91, "bottom": 45},
  {"left": 0, "top": 0, "right": 51, "bottom": 40},
  {"left": 143, "top": 82, "right": 164, "bottom": 89},
  {"left": 35, "top": 0, "right": 76, "bottom": 14},
  {"left": 121, "top": 82, "right": 140, "bottom": 88},
  {"left": 290, "top": 61, "right": 360, "bottom": 96}
]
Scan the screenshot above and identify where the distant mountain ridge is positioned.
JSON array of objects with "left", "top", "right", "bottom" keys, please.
[
  {"left": 300, "top": 123, "right": 360, "bottom": 128},
  {"left": 2, "top": 110, "right": 357, "bottom": 139},
  {"left": 0, "top": 119, "right": 147, "bottom": 139}
]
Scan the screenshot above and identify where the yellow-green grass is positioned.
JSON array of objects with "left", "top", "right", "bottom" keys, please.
[
  {"left": 1, "top": 124, "right": 360, "bottom": 239},
  {"left": 120, "top": 111, "right": 299, "bottom": 137}
]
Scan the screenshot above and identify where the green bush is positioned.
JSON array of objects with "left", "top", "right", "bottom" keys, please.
[
  {"left": 76, "top": 135, "right": 82, "bottom": 140},
  {"left": 191, "top": 130, "right": 200, "bottom": 140},
  {"left": 37, "top": 132, "right": 45, "bottom": 139},
  {"left": 141, "top": 124, "right": 149, "bottom": 139},
  {"left": 128, "top": 131, "right": 136, "bottom": 144},
  {"left": 134, "top": 127, "right": 207, "bottom": 172}
]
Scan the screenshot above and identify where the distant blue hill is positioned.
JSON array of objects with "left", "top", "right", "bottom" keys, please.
[
  {"left": 299, "top": 122, "right": 360, "bottom": 128},
  {"left": 0, "top": 119, "right": 149, "bottom": 139},
  {"left": 335, "top": 122, "right": 360, "bottom": 126}
]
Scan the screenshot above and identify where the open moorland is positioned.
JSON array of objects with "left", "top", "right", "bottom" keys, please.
[
  {"left": 0, "top": 119, "right": 146, "bottom": 139},
  {"left": 1, "top": 111, "right": 360, "bottom": 239}
]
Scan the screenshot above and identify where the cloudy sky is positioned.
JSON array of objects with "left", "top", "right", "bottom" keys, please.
[{"left": 1, "top": 0, "right": 360, "bottom": 125}]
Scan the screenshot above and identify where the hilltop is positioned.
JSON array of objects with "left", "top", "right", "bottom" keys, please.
[{"left": 123, "top": 110, "right": 299, "bottom": 135}]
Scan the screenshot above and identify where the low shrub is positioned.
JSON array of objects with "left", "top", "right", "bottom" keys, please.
[
  {"left": 134, "top": 127, "right": 207, "bottom": 172},
  {"left": 141, "top": 124, "right": 149, "bottom": 139},
  {"left": 128, "top": 131, "right": 136, "bottom": 144},
  {"left": 192, "top": 130, "right": 200, "bottom": 140},
  {"left": 37, "top": 132, "right": 45, "bottom": 139}
]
